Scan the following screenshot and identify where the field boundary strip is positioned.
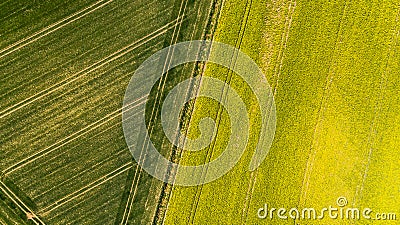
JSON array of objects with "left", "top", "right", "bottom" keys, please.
[
  {"left": 118, "top": 1, "right": 189, "bottom": 223},
  {"left": 0, "top": 0, "right": 113, "bottom": 59},
  {"left": 0, "top": 17, "right": 182, "bottom": 119},
  {"left": 153, "top": 0, "right": 224, "bottom": 223},
  {"left": 1, "top": 95, "right": 147, "bottom": 177},
  {"left": 182, "top": 0, "right": 252, "bottom": 223},
  {"left": 0, "top": 181, "right": 45, "bottom": 225},
  {"left": 241, "top": 0, "right": 296, "bottom": 223}
]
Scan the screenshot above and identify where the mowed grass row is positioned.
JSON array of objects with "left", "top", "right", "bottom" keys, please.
[{"left": 165, "top": 0, "right": 400, "bottom": 224}]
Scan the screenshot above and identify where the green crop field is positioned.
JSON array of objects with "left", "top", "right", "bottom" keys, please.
[
  {"left": 1, "top": 0, "right": 399, "bottom": 224},
  {"left": 1, "top": 0, "right": 214, "bottom": 224}
]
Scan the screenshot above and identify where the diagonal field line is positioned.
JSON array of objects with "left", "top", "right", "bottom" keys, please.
[
  {"left": 0, "top": 180, "right": 46, "bottom": 225},
  {"left": 119, "top": 2, "right": 189, "bottom": 224},
  {"left": 241, "top": 1, "right": 296, "bottom": 223},
  {"left": 0, "top": 0, "right": 113, "bottom": 59},
  {"left": 0, "top": 18, "right": 181, "bottom": 119},
  {"left": 298, "top": 1, "right": 350, "bottom": 208},
  {"left": 0, "top": 0, "right": 12, "bottom": 9},
  {"left": 39, "top": 162, "right": 133, "bottom": 215},
  {"left": 354, "top": 5, "right": 400, "bottom": 206},
  {"left": 152, "top": 0, "right": 218, "bottom": 223},
  {"left": 1, "top": 95, "right": 147, "bottom": 177},
  {"left": 1, "top": 16, "right": 182, "bottom": 225},
  {"left": 0, "top": 5, "right": 28, "bottom": 24},
  {"left": 271, "top": 0, "right": 296, "bottom": 97},
  {"left": 180, "top": 0, "right": 254, "bottom": 223},
  {"left": 0, "top": 5, "right": 180, "bottom": 225},
  {"left": 32, "top": 146, "right": 128, "bottom": 201},
  {"left": 157, "top": 0, "right": 226, "bottom": 223},
  {"left": 0, "top": 41, "right": 104, "bottom": 93}
]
